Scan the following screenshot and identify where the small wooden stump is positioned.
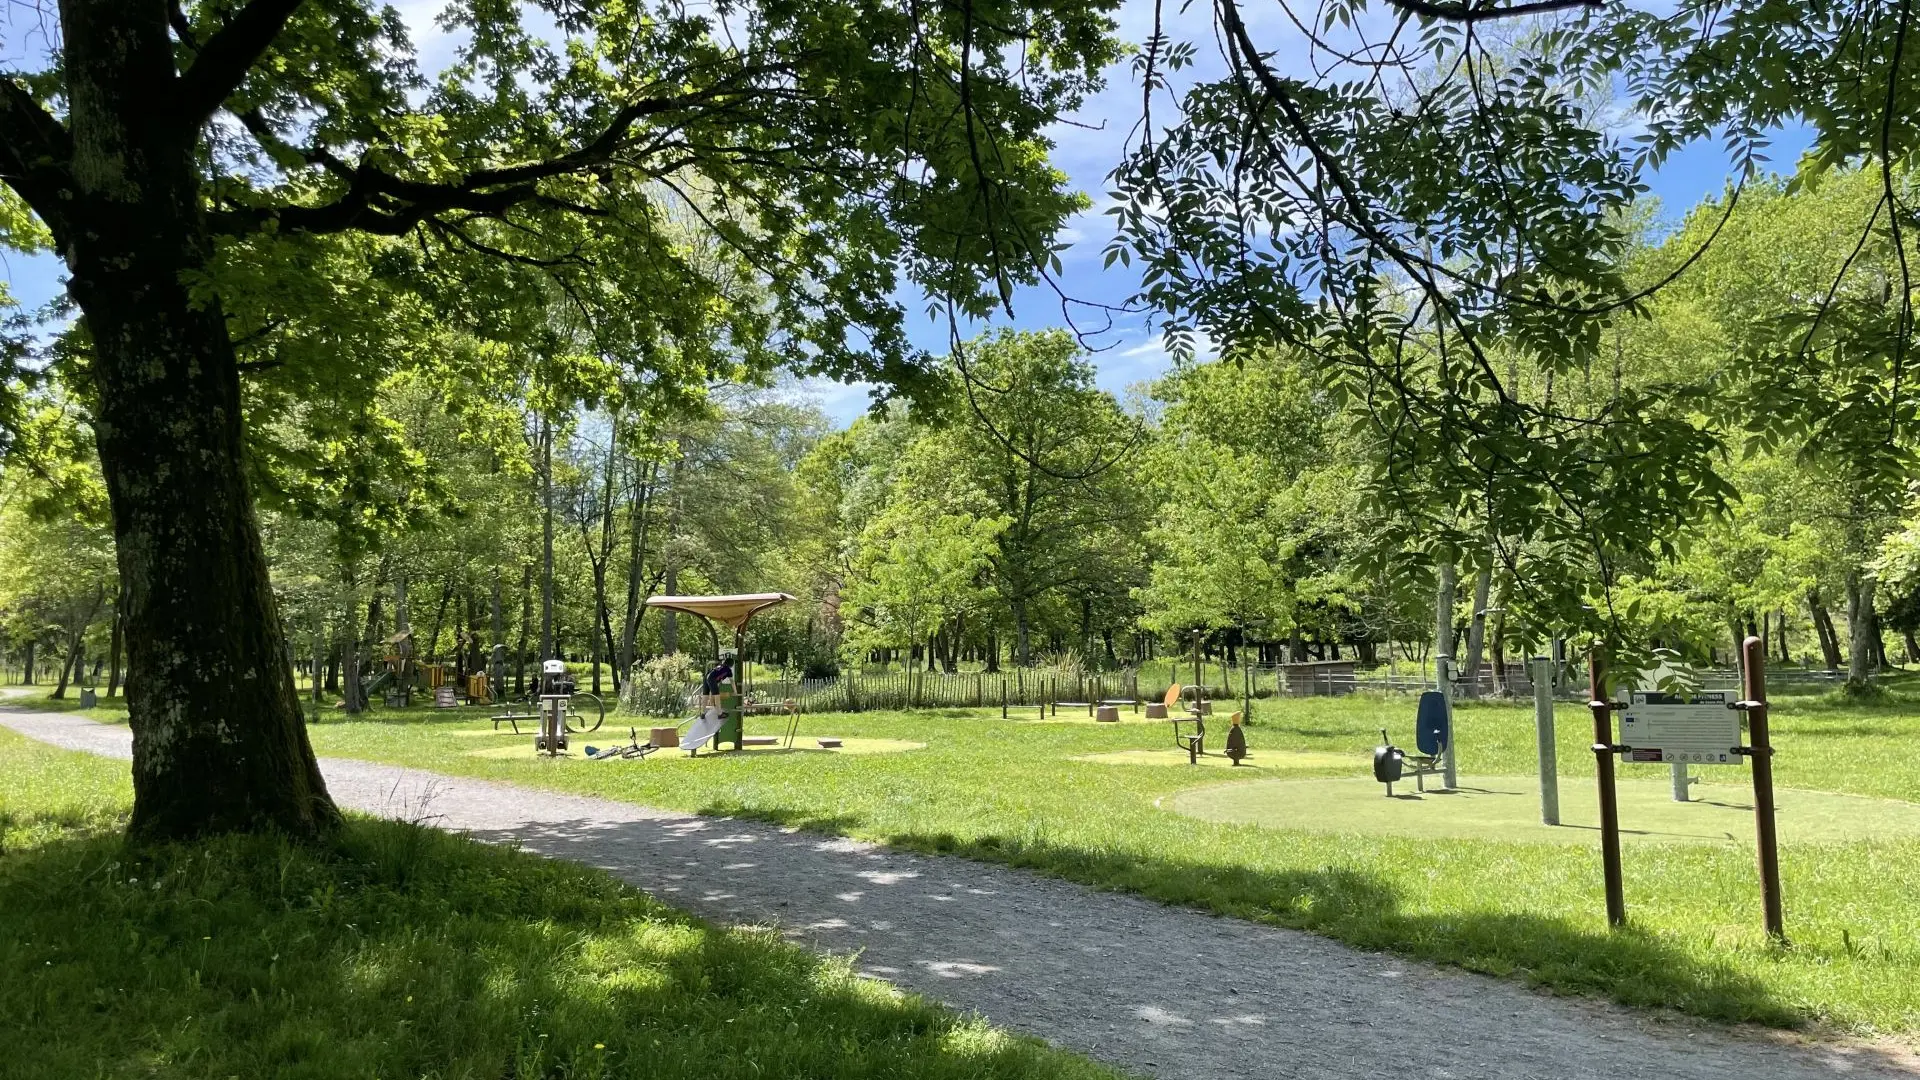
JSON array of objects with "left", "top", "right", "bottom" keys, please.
[
  {"left": 649, "top": 726, "right": 679, "bottom": 748},
  {"left": 817, "top": 737, "right": 844, "bottom": 748},
  {"left": 1145, "top": 703, "right": 1169, "bottom": 719},
  {"left": 1095, "top": 705, "right": 1121, "bottom": 723},
  {"left": 1195, "top": 701, "right": 1213, "bottom": 716}
]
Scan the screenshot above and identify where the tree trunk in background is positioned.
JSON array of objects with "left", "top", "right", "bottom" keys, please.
[
  {"left": 1776, "top": 611, "right": 1789, "bottom": 664},
  {"left": 984, "top": 631, "right": 1000, "bottom": 673},
  {"left": 393, "top": 571, "right": 411, "bottom": 706},
  {"left": 1012, "top": 596, "right": 1032, "bottom": 666},
  {"left": 343, "top": 579, "right": 384, "bottom": 715},
  {"left": 425, "top": 579, "right": 453, "bottom": 664},
  {"left": 659, "top": 448, "right": 686, "bottom": 656},
  {"left": 1462, "top": 565, "right": 1492, "bottom": 698},
  {"left": 310, "top": 607, "right": 325, "bottom": 705},
  {"left": 43, "top": 1, "right": 335, "bottom": 840},
  {"left": 618, "top": 459, "right": 657, "bottom": 678},
  {"left": 51, "top": 635, "right": 77, "bottom": 699},
  {"left": 1489, "top": 611, "right": 1507, "bottom": 697},
  {"left": 1433, "top": 560, "right": 1457, "bottom": 679},
  {"left": 515, "top": 564, "right": 533, "bottom": 695},
  {"left": 1727, "top": 607, "right": 1747, "bottom": 685},
  {"left": 660, "top": 558, "right": 680, "bottom": 654},
  {"left": 107, "top": 581, "right": 128, "bottom": 698},
  {"left": 539, "top": 415, "right": 555, "bottom": 661},
  {"left": 1811, "top": 590, "right": 1843, "bottom": 670},
  {"left": 22, "top": 640, "right": 34, "bottom": 685},
  {"left": 590, "top": 598, "right": 604, "bottom": 694},
  {"left": 1845, "top": 570, "right": 1877, "bottom": 689}
]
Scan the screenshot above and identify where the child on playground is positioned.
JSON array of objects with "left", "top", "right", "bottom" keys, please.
[{"left": 699, "top": 654, "right": 734, "bottom": 695}]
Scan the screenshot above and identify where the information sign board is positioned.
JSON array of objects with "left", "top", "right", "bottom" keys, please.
[{"left": 1618, "top": 690, "right": 1740, "bottom": 764}]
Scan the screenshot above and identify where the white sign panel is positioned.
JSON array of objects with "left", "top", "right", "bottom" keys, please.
[{"left": 1618, "top": 691, "right": 1741, "bottom": 765}]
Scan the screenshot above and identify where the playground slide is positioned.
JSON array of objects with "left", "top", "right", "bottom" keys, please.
[{"left": 681, "top": 706, "right": 724, "bottom": 751}]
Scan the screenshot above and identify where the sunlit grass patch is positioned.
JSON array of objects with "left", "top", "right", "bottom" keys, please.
[{"left": 0, "top": 726, "right": 1117, "bottom": 1080}]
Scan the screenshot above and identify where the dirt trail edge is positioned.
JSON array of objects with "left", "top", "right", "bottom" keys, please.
[{"left": 3, "top": 707, "right": 1909, "bottom": 1080}]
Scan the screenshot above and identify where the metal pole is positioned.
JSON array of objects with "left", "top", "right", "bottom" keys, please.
[
  {"left": 1437, "top": 654, "right": 1458, "bottom": 789},
  {"left": 1670, "top": 762, "right": 1692, "bottom": 802},
  {"left": 1743, "top": 635, "right": 1785, "bottom": 941},
  {"left": 1589, "top": 649, "right": 1627, "bottom": 928},
  {"left": 1532, "top": 656, "right": 1559, "bottom": 826}
]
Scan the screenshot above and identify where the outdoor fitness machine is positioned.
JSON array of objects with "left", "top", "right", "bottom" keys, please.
[
  {"left": 1373, "top": 655, "right": 1456, "bottom": 796},
  {"left": 643, "top": 592, "right": 798, "bottom": 752},
  {"left": 1587, "top": 637, "right": 1783, "bottom": 940},
  {"left": 535, "top": 659, "right": 571, "bottom": 756}
]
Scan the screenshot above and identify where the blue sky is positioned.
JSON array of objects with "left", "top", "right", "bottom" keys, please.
[{"left": 0, "top": 1, "right": 1811, "bottom": 426}]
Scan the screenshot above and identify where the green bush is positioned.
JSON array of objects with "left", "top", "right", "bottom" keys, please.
[{"left": 620, "top": 653, "right": 699, "bottom": 716}]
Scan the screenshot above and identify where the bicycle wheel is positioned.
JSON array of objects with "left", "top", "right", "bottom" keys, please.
[{"left": 564, "top": 692, "right": 605, "bottom": 733}]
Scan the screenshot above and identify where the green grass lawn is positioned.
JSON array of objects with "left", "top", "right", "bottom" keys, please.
[
  {"left": 267, "top": 685, "right": 1920, "bottom": 1039},
  {"left": 0, "top": 725, "right": 1119, "bottom": 1080},
  {"left": 16, "top": 681, "right": 1920, "bottom": 1039}
]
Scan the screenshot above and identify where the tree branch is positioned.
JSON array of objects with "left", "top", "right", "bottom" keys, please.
[
  {"left": 216, "top": 83, "right": 775, "bottom": 238},
  {"left": 1382, "top": 0, "right": 1601, "bottom": 22},
  {"left": 174, "top": 0, "right": 306, "bottom": 130},
  {"left": 0, "top": 77, "right": 74, "bottom": 240}
]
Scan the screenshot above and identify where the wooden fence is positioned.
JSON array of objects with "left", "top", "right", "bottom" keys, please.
[{"left": 751, "top": 660, "right": 1859, "bottom": 714}]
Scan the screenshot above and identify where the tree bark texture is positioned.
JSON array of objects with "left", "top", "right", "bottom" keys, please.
[
  {"left": 1810, "top": 590, "right": 1843, "bottom": 670},
  {"left": 1433, "top": 560, "right": 1457, "bottom": 675},
  {"left": 46, "top": 2, "right": 335, "bottom": 839},
  {"left": 1845, "top": 570, "right": 1877, "bottom": 689}
]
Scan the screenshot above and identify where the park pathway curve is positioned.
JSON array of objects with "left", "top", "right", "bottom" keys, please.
[{"left": 3, "top": 705, "right": 1913, "bottom": 1080}]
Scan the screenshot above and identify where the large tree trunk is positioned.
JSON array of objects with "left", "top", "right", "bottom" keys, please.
[
  {"left": 57, "top": 2, "right": 335, "bottom": 840},
  {"left": 22, "top": 639, "right": 34, "bottom": 685}
]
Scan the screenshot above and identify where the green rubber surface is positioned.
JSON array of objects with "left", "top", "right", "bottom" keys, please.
[{"left": 1171, "top": 775, "right": 1920, "bottom": 845}]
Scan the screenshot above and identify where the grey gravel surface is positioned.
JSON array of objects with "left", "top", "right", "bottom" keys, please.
[{"left": 3, "top": 704, "right": 1913, "bottom": 1080}]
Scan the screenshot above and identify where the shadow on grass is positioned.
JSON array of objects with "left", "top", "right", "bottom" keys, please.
[{"left": 1, "top": 818, "right": 1113, "bottom": 1080}]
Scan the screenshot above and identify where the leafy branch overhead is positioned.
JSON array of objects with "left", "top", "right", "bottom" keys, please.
[{"left": 4, "top": 0, "right": 1121, "bottom": 402}]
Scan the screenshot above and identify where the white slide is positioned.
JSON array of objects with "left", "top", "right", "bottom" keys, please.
[{"left": 680, "top": 706, "right": 724, "bottom": 751}]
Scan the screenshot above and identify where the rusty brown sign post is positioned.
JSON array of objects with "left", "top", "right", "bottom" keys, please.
[{"left": 1587, "top": 639, "right": 1783, "bottom": 940}]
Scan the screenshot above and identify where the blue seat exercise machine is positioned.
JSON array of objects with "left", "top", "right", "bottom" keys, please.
[{"left": 1373, "top": 691, "right": 1451, "bottom": 796}]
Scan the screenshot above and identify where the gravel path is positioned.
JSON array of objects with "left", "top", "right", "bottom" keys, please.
[{"left": 4, "top": 705, "right": 1913, "bottom": 1080}]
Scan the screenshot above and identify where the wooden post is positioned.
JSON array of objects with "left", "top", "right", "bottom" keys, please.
[
  {"left": 1743, "top": 635, "right": 1786, "bottom": 941},
  {"left": 1589, "top": 648, "right": 1627, "bottom": 927}
]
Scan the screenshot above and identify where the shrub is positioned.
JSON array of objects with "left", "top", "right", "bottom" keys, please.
[{"left": 620, "top": 653, "right": 700, "bottom": 716}]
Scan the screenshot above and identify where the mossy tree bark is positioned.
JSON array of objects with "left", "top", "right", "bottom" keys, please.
[{"left": 9, "top": 0, "right": 338, "bottom": 840}]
